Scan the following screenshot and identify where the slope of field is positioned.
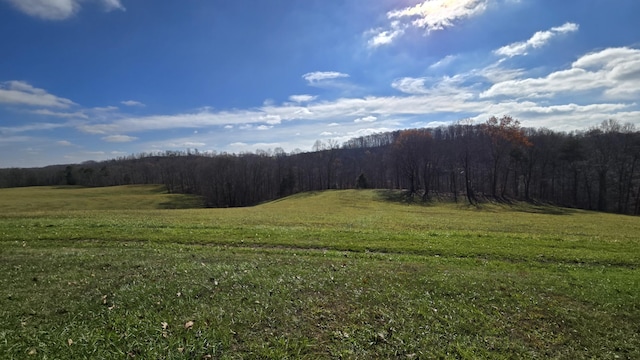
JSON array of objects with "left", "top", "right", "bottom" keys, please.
[
  {"left": 0, "top": 186, "right": 638, "bottom": 358},
  {"left": 0, "top": 185, "right": 203, "bottom": 212}
]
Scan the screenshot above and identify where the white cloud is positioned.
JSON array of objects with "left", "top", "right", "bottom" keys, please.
[
  {"left": 368, "top": 0, "right": 489, "bottom": 47},
  {"left": 143, "top": 138, "right": 210, "bottom": 152},
  {"left": 71, "top": 46, "right": 640, "bottom": 155},
  {"left": 392, "top": 77, "right": 430, "bottom": 94},
  {"left": 77, "top": 92, "right": 481, "bottom": 137},
  {"left": 121, "top": 100, "right": 145, "bottom": 107},
  {"left": 0, "top": 135, "right": 33, "bottom": 144},
  {"left": 79, "top": 111, "right": 235, "bottom": 134},
  {"left": 225, "top": 141, "right": 290, "bottom": 153},
  {"left": 389, "top": 0, "right": 488, "bottom": 32},
  {"left": 92, "top": 106, "right": 118, "bottom": 112},
  {"left": 31, "top": 109, "right": 88, "bottom": 119},
  {"left": 368, "top": 30, "right": 404, "bottom": 48},
  {"left": 289, "top": 94, "right": 317, "bottom": 103},
  {"left": 469, "top": 101, "right": 639, "bottom": 131},
  {"left": 302, "top": 71, "right": 350, "bottom": 83},
  {"left": 367, "top": 21, "right": 406, "bottom": 48},
  {"left": 494, "top": 22, "right": 579, "bottom": 57},
  {"left": 9, "top": 44, "right": 632, "bottom": 166},
  {"left": 100, "top": 0, "right": 125, "bottom": 12},
  {"left": 553, "top": 22, "right": 580, "bottom": 33},
  {"left": 3, "top": 0, "right": 79, "bottom": 20},
  {"left": 261, "top": 114, "right": 282, "bottom": 125},
  {"left": 0, "top": 122, "right": 65, "bottom": 134},
  {"left": 475, "top": 62, "right": 525, "bottom": 83},
  {"left": 392, "top": 75, "right": 474, "bottom": 99},
  {"left": 0, "top": 81, "right": 76, "bottom": 108},
  {"left": 3, "top": 0, "right": 125, "bottom": 20},
  {"left": 429, "top": 55, "right": 458, "bottom": 69},
  {"left": 573, "top": 47, "right": 640, "bottom": 72},
  {"left": 56, "top": 140, "right": 73, "bottom": 146},
  {"left": 354, "top": 116, "right": 377, "bottom": 123},
  {"left": 102, "top": 135, "right": 138, "bottom": 143},
  {"left": 481, "top": 47, "right": 640, "bottom": 100}
]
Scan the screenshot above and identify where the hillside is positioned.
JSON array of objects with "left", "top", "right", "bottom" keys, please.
[
  {"left": 3, "top": 120, "right": 640, "bottom": 215},
  {"left": 1, "top": 186, "right": 637, "bottom": 264},
  {"left": 0, "top": 185, "right": 203, "bottom": 212},
  {"left": 0, "top": 186, "right": 638, "bottom": 358}
]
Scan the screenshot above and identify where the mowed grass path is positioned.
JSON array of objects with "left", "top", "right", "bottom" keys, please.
[{"left": 0, "top": 185, "right": 638, "bottom": 358}]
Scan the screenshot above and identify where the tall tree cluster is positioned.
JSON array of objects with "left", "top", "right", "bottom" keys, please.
[{"left": 2, "top": 118, "right": 639, "bottom": 215}]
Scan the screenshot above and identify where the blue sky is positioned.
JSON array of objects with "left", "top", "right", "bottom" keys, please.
[{"left": 1, "top": 0, "right": 639, "bottom": 167}]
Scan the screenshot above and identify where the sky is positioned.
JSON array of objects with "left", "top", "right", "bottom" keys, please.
[{"left": 1, "top": 0, "right": 640, "bottom": 168}]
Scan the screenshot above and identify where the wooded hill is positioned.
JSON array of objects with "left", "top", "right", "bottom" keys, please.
[{"left": 2, "top": 117, "right": 639, "bottom": 215}]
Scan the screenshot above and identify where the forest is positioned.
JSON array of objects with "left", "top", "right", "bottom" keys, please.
[{"left": 2, "top": 117, "right": 639, "bottom": 215}]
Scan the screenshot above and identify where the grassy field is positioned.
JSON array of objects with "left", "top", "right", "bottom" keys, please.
[{"left": 0, "top": 185, "right": 638, "bottom": 359}]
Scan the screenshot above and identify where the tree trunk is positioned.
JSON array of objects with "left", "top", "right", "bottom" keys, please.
[{"left": 598, "top": 170, "right": 608, "bottom": 211}]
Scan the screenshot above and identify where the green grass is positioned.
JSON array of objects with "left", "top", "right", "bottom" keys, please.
[
  {"left": 0, "top": 185, "right": 203, "bottom": 212},
  {"left": 0, "top": 186, "right": 638, "bottom": 358}
]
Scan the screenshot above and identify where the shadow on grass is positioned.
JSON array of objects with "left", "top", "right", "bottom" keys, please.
[
  {"left": 51, "top": 185, "right": 84, "bottom": 190},
  {"left": 158, "top": 195, "right": 205, "bottom": 209},
  {"left": 375, "top": 189, "right": 433, "bottom": 206},
  {"left": 376, "top": 189, "right": 579, "bottom": 215},
  {"left": 264, "top": 191, "right": 324, "bottom": 205},
  {"left": 512, "top": 203, "right": 579, "bottom": 215}
]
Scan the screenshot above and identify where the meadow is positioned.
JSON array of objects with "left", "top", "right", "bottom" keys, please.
[{"left": 0, "top": 185, "right": 638, "bottom": 359}]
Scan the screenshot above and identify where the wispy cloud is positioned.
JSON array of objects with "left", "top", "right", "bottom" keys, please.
[
  {"left": 494, "top": 22, "right": 579, "bottom": 57},
  {"left": 261, "top": 114, "right": 282, "bottom": 125},
  {"left": 2, "top": 0, "right": 125, "bottom": 20},
  {"left": 389, "top": 0, "right": 488, "bottom": 32},
  {"left": 367, "top": 21, "right": 406, "bottom": 48},
  {"left": 9, "top": 50, "right": 639, "bottom": 153},
  {"left": 61, "top": 46, "right": 639, "bottom": 157},
  {"left": 429, "top": 55, "right": 458, "bottom": 69},
  {"left": 368, "top": 0, "right": 489, "bottom": 48},
  {"left": 92, "top": 106, "right": 118, "bottom": 112},
  {"left": 392, "top": 77, "right": 431, "bottom": 95},
  {"left": 0, "top": 122, "right": 66, "bottom": 134},
  {"left": 354, "top": 116, "right": 377, "bottom": 123},
  {"left": 101, "top": 0, "right": 125, "bottom": 12},
  {"left": 79, "top": 110, "right": 260, "bottom": 134},
  {"left": 289, "top": 95, "right": 317, "bottom": 103},
  {"left": 302, "top": 71, "right": 350, "bottom": 84},
  {"left": 0, "top": 81, "right": 76, "bottom": 108},
  {"left": 31, "top": 109, "right": 88, "bottom": 119},
  {"left": 121, "top": 100, "right": 145, "bottom": 107},
  {"left": 2, "top": 0, "right": 79, "bottom": 20},
  {"left": 474, "top": 62, "right": 525, "bottom": 83},
  {"left": 102, "top": 134, "right": 138, "bottom": 143},
  {"left": 165, "top": 141, "right": 206, "bottom": 148},
  {"left": 392, "top": 75, "right": 473, "bottom": 98},
  {"left": 481, "top": 47, "right": 640, "bottom": 100}
]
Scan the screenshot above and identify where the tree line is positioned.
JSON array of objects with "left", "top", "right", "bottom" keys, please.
[{"left": 2, "top": 117, "right": 639, "bottom": 215}]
